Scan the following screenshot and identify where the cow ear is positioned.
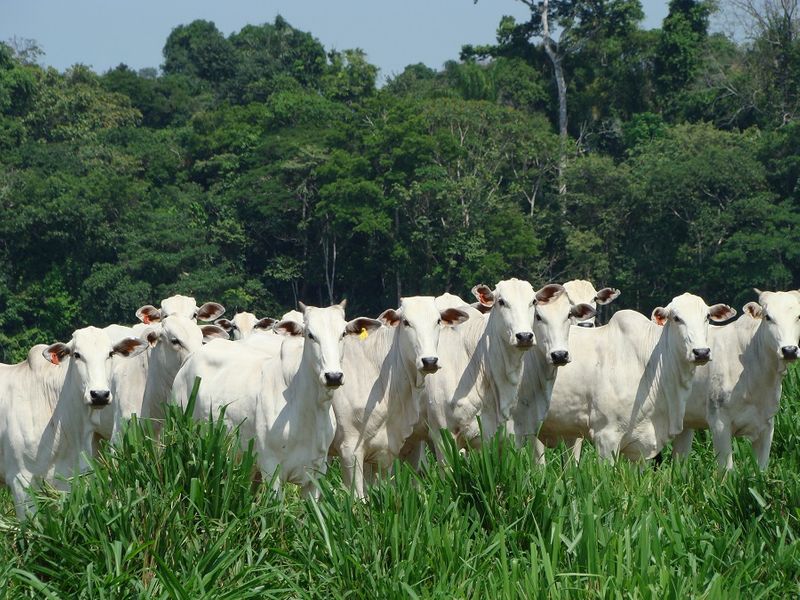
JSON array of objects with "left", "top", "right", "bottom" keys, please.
[
  {"left": 136, "top": 305, "right": 161, "bottom": 325},
  {"left": 743, "top": 301, "right": 763, "bottom": 319},
  {"left": 112, "top": 337, "right": 149, "bottom": 358},
  {"left": 570, "top": 303, "right": 597, "bottom": 321},
  {"left": 346, "top": 317, "right": 382, "bottom": 336},
  {"left": 471, "top": 301, "right": 493, "bottom": 314},
  {"left": 274, "top": 320, "right": 304, "bottom": 337},
  {"left": 144, "top": 327, "right": 161, "bottom": 348},
  {"left": 651, "top": 307, "right": 669, "bottom": 326},
  {"left": 298, "top": 302, "right": 308, "bottom": 314},
  {"left": 253, "top": 317, "right": 277, "bottom": 331},
  {"left": 43, "top": 343, "right": 70, "bottom": 365},
  {"left": 440, "top": 307, "right": 470, "bottom": 326},
  {"left": 471, "top": 285, "right": 495, "bottom": 307},
  {"left": 535, "top": 284, "right": 566, "bottom": 305},
  {"left": 379, "top": 309, "right": 402, "bottom": 327},
  {"left": 196, "top": 302, "right": 225, "bottom": 322},
  {"left": 594, "top": 287, "right": 621, "bottom": 305},
  {"left": 201, "top": 325, "right": 229, "bottom": 342},
  {"left": 338, "top": 299, "right": 348, "bottom": 312},
  {"left": 708, "top": 304, "right": 736, "bottom": 322},
  {"left": 214, "top": 318, "right": 235, "bottom": 333}
]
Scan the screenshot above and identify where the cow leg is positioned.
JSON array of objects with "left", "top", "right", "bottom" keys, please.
[
  {"left": 592, "top": 431, "right": 619, "bottom": 463},
  {"left": 10, "top": 473, "right": 35, "bottom": 520},
  {"left": 340, "top": 447, "right": 365, "bottom": 499},
  {"left": 672, "top": 429, "right": 695, "bottom": 459},
  {"left": 751, "top": 418, "right": 775, "bottom": 470},
  {"left": 532, "top": 437, "right": 547, "bottom": 465},
  {"left": 568, "top": 437, "right": 583, "bottom": 463},
  {"left": 710, "top": 418, "right": 734, "bottom": 472},
  {"left": 301, "top": 479, "right": 320, "bottom": 501},
  {"left": 403, "top": 440, "right": 426, "bottom": 472}
]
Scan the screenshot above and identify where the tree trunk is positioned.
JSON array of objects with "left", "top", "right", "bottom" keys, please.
[{"left": 540, "top": 0, "right": 568, "bottom": 197}]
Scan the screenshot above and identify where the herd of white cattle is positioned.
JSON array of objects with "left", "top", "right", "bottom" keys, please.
[{"left": 1, "top": 280, "right": 799, "bottom": 518}]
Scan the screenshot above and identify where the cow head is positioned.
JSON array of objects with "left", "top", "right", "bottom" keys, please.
[
  {"left": 43, "top": 326, "right": 148, "bottom": 408},
  {"left": 532, "top": 284, "right": 596, "bottom": 366},
  {"left": 380, "top": 296, "right": 470, "bottom": 373},
  {"left": 274, "top": 300, "right": 382, "bottom": 388},
  {"left": 215, "top": 312, "right": 276, "bottom": 340},
  {"left": 136, "top": 295, "right": 225, "bottom": 324},
  {"left": 651, "top": 293, "right": 736, "bottom": 364},
  {"left": 473, "top": 278, "right": 536, "bottom": 350},
  {"left": 563, "top": 279, "right": 620, "bottom": 328},
  {"left": 744, "top": 290, "right": 800, "bottom": 362},
  {"left": 145, "top": 316, "right": 229, "bottom": 370}
]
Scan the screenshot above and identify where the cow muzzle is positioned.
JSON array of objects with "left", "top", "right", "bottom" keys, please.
[
  {"left": 781, "top": 345, "right": 799, "bottom": 361},
  {"left": 691, "top": 348, "right": 711, "bottom": 364},
  {"left": 89, "top": 389, "right": 111, "bottom": 407},
  {"left": 514, "top": 332, "right": 534, "bottom": 348},
  {"left": 324, "top": 372, "right": 344, "bottom": 387},
  {"left": 420, "top": 356, "right": 439, "bottom": 373},
  {"left": 576, "top": 321, "right": 595, "bottom": 328},
  {"left": 550, "top": 350, "right": 570, "bottom": 366}
]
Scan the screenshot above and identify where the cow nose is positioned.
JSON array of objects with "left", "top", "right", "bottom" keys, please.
[
  {"left": 324, "top": 372, "right": 344, "bottom": 387},
  {"left": 576, "top": 321, "right": 595, "bottom": 328},
  {"left": 692, "top": 348, "right": 711, "bottom": 362},
  {"left": 781, "top": 345, "right": 799, "bottom": 359},
  {"left": 515, "top": 332, "right": 534, "bottom": 346},
  {"left": 421, "top": 356, "right": 439, "bottom": 372},
  {"left": 550, "top": 350, "right": 569, "bottom": 365},
  {"left": 89, "top": 390, "right": 111, "bottom": 406}
]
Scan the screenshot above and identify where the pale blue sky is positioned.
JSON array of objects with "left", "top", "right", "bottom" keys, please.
[{"left": 2, "top": 1, "right": 669, "bottom": 81}]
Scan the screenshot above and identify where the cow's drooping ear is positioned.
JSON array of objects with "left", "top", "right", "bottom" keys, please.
[
  {"left": 196, "top": 302, "right": 225, "bottom": 322},
  {"left": 214, "top": 318, "right": 235, "bottom": 333},
  {"left": 570, "top": 303, "right": 597, "bottom": 321},
  {"left": 145, "top": 327, "right": 161, "bottom": 348},
  {"left": 535, "top": 284, "right": 566, "bottom": 305},
  {"left": 651, "top": 307, "right": 670, "bottom": 326},
  {"left": 112, "top": 337, "right": 149, "bottom": 358},
  {"left": 136, "top": 305, "right": 161, "bottom": 325},
  {"left": 345, "top": 317, "right": 382, "bottom": 336},
  {"left": 378, "top": 309, "right": 402, "bottom": 327},
  {"left": 470, "top": 301, "right": 493, "bottom": 314},
  {"left": 274, "top": 320, "right": 304, "bottom": 337},
  {"left": 201, "top": 325, "right": 229, "bottom": 343},
  {"left": 743, "top": 301, "right": 763, "bottom": 319},
  {"left": 440, "top": 307, "right": 470, "bottom": 326},
  {"left": 595, "top": 287, "right": 621, "bottom": 305},
  {"left": 708, "top": 304, "right": 737, "bottom": 323},
  {"left": 471, "top": 285, "right": 495, "bottom": 308},
  {"left": 43, "top": 343, "right": 70, "bottom": 365},
  {"left": 253, "top": 317, "right": 277, "bottom": 331}
]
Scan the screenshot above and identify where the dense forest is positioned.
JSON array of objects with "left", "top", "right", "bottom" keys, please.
[{"left": 1, "top": 0, "right": 800, "bottom": 362}]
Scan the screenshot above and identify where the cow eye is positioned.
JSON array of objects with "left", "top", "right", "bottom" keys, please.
[
  {"left": 765, "top": 314, "right": 773, "bottom": 323},
  {"left": 535, "top": 313, "right": 543, "bottom": 322},
  {"left": 73, "top": 352, "right": 81, "bottom": 360},
  {"left": 403, "top": 319, "right": 411, "bottom": 327},
  {"left": 673, "top": 316, "right": 682, "bottom": 323},
  {"left": 108, "top": 351, "right": 114, "bottom": 358},
  {"left": 308, "top": 332, "right": 316, "bottom": 341},
  {"left": 498, "top": 299, "right": 506, "bottom": 307},
  {"left": 437, "top": 318, "right": 442, "bottom": 325},
  {"left": 170, "top": 337, "right": 180, "bottom": 345}
]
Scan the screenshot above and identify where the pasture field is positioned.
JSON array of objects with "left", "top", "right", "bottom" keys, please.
[{"left": 1, "top": 369, "right": 799, "bottom": 599}]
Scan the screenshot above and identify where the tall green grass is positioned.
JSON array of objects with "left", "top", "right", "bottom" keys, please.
[{"left": 1, "top": 371, "right": 799, "bottom": 598}]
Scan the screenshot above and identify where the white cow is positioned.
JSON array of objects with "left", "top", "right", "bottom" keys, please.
[
  {"left": 536, "top": 294, "right": 735, "bottom": 461},
  {"left": 141, "top": 315, "right": 228, "bottom": 425},
  {"left": 562, "top": 279, "right": 620, "bottom": 327},
  {"left": 422, "top": 280, "right": 592, "bottom": 456},
  {"left": 673, "top": 290, "right": 800, "bottom": 470},
  {"left": 330, "top": 297, "right": 469, "bottom": 498},
  {"left": 135, "top": 294, "right": 225, "bottom": 324},
  {"left": 254, "top": 302, "right": 382, "bottom": 498},
  {"left": 172, "top": 330, "right": 285, "bottom": 444},
  {"left": 0, "top": 329, "right": 147, "bottom": 518},
  {"left": 215, "top": 312, "right": 276, "bottom": 340}
]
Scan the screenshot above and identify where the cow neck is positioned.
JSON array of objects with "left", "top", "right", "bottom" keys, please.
[
  {"left": 481, "top": 309, "right": 527, "bottom": 421},
  {"left": 145, "top": 343, "right": 182, "bottom": 412},
  {"left": 641, "top": 321, "right": 696, "bottom": 438},
  {"left": 46, "top": 360, "right": 96, "bottom": 472}
]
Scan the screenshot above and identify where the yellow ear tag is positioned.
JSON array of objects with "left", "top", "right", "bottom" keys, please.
[{"left": 359, "top": 327, "right": 369, "bottom": 340}]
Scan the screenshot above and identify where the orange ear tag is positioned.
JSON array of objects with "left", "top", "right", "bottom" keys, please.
[
  {"left": 50, "top": 352, "right": 60, "bottom": 365},
  {"left": 359, "top": 328, "right": 369, "bottom": 341}
]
